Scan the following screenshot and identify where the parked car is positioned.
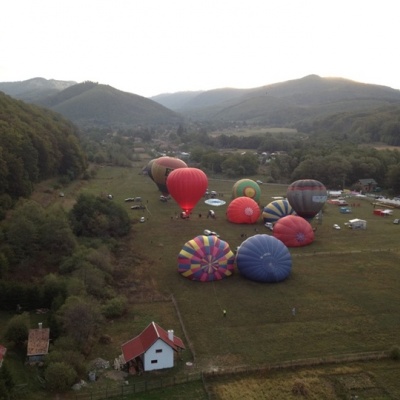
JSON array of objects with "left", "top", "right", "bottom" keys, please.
[
  {"left": 131, "top": 205, "right": 145, "bottom": 210},
  {"left": 140, "top": 217, "right": 145, "bottom": 223}
]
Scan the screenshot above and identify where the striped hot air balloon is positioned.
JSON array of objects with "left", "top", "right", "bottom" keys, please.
[
  {"left": 262, "top": 199, "right": 295, "bottom": 223},
  {"left": 178, "top": 235, "right": 235, "bottom": 282}
]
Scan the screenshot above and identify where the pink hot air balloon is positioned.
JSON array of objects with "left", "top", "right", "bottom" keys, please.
[
  {"left": 273, "top": 215, "right": 314, "bottom": 247},
  {"left": 226, "top": 197, "right": 261, "bottom": 224}
]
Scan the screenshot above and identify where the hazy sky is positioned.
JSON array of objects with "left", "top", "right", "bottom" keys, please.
[{"left": 1, "top": 0, "right": 399, "bottom": 97}]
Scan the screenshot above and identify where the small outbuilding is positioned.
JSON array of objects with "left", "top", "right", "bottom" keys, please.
[
  {"left": 27, "top": 323, "right": 50, "bottom": 363},
  {"left": 121, "top": 322, "right": 185, "bottom": 373},
  {"left": 348, "top": 219, "right": 367, "bottom": 230}
]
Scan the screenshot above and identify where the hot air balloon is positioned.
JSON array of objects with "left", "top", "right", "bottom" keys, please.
[
  {"left": 236, "top": 234, "right": 292, "bottom": 282},
  {"left": 286, "top": 179, "right": 327, "bottom": 220},
  {"left": 143, "top": 158, "right": 156, "bottom": 178},
  {"left": 150, "top": 156, "right": 188, "bottom": 195},
  {"left": 178, "top": 235, "right": 235, "bottom": 281},
  {"left": 226, "top": 197, "right": 261, "bottom": 224},
  {"left": 262, "top": 199, "right": 295, "bottom": 223},
  {"left": 232, "top": 179, "right": 261, "bottom": 204},
  {"left": 167, "top": 168, "right": 208, "bottom": 215},
  {"left": 273, "top": 215, "right": 314, "bottom": 247}
]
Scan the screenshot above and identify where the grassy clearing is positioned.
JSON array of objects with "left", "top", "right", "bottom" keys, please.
[
  {"left": 17, "top": 163, "right": 400, "bottom": 398},
  {"left": 207, "top": 360, "right": 400, "bottom": 399}
]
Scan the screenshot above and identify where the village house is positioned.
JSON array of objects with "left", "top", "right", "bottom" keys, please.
[
  {"left": 120, "top": 322, "right": 185, "bottom": 373},
  {"left": 27, "top": 323, "right": 50, "bottom": 364},
  {"left": 356, "top": 178, "right": 378, "bottom": 193}
]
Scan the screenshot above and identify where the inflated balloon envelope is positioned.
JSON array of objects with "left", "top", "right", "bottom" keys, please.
[
  {"left": 150, "top": 156, "right": 188, "bottom": 195},
  {"left": 236, "top": 234, "right": 292, "bottom": 283},
  {"left": 287, "top": 179, "right": 327, "bottom": 221},
  {"left": 167, "top": 168, "right": 208, "bottom": 215},
  {"left": 178, "top": 235, "right": 235, "bottom": 282}
]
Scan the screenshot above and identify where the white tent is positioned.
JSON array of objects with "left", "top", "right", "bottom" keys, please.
[{"left": 348, "top": 219, "right": 367, "bottom": 230}]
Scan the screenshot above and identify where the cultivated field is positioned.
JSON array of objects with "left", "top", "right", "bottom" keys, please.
[{"left": 28, "top": 162, "right": 400, "bottom": 399}]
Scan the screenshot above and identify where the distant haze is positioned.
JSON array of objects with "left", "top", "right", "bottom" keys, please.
[{"left": 1, "top": 0, "right": 399, "bottom": 97}]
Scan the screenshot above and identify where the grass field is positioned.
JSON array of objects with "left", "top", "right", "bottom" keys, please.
[{"left": 25, "top": 162, "right": 400, "bottom": 398}]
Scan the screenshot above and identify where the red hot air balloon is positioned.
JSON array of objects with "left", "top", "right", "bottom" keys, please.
[
  {"left": 150, "top": 156, "right": 188, "bottom": 195},
  {"left": 273, "top": 215, "right": 314, "bottom": 247},
  {"left": 286, "top": 179, "right": 327, "bottom": 221},
  {"left": 226, "top": 197, "right": 261, "bottom": 224},
  {"left": 167, "top": 168, "right": 208, "bottom": 215}
]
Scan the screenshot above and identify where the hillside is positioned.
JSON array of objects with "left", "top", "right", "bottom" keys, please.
[
  {"left": 37, "top": 81, "right": 183, "bottom": 128},
  {"left": 152, "top": 75, "right": 400, "bottom": 125},
  {"left": 0, "top": 91, "right": 87, "bottom": 199},
  {"left": 1, "top": 79, "right": 183, "bottom": 129},
  {"left": 0, "top": 77, "right": 76, "bottom": 103}
]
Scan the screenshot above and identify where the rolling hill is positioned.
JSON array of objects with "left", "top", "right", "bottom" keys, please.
[
  {"left": 0, "top": 79, "right": 182, "bottom": 128},
  {"left": 0, "top": 77, "right": 76, "bottom": 103},
  {"left": 151, "top": 75, "right": 400, "bottom": 125},
  {"left": 2, "top": 75, "right": 400, "bottom": 129}
]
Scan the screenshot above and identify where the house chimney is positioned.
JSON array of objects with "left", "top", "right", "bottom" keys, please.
[
  {"left": 168, "top": 330, "right": 174, "bottom": 341},
  {"left": 38, "top": 322, "right": 42, "bottom": 329}
]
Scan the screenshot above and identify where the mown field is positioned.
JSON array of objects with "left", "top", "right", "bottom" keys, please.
[{"left": 23, "top": 160, "right": 400, "bottom": 398}]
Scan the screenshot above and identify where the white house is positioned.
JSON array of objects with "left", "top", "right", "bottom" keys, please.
[{"left": 121, "top": 322, "right": 185, "bottom": 372}]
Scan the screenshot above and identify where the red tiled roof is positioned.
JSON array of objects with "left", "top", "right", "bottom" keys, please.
[
  {"left": 27, "top": 328, "right": 50, "bottom": 356},
  {"left": 121, "top": 322, "right": 185, "bottom": 363}
]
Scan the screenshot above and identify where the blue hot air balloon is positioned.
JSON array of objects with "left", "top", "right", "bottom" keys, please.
[{"left": 236, "top": 234, "right": 292, "bottom": 283}]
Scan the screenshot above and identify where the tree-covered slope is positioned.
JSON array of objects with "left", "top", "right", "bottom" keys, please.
[
  {"left": 154, "top": 75, "right": 400, "bottom": 125},
  {"left": 38, "top": 82, "right": 183, "bottom": 128},
  {"left": 0, "top": 77, "right": 76, "bottom": 103},
  {"left": 0, "top": 92, "right": 87, "bottom": 199}
]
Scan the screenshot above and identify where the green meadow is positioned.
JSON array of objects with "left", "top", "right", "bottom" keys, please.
[{"left": 24, "top": 162, "right": 400, "bottom": 398}]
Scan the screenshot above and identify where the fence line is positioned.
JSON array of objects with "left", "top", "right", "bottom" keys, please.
[
  {"left": 73, "top": 351, "right": 389, "bottom": 400},
  {"left": 170, "top": 293, "right": 197, "bottom": 363},
  {"left": 291, "top": 248, "right": 395, "bottom": 257}
]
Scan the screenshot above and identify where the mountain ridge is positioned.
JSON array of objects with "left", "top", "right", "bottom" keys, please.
[{"left": 2, "top": 75, "right": 400, "bottom": 128}]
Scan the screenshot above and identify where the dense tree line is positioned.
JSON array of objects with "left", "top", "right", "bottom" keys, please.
[
  {"left": 0, "top": 92, "right": 87, "bottom": 201},
  {"left": 0, "top": 194, "right": 131, "bottom": 392}
]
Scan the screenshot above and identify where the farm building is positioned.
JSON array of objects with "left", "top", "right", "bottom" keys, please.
[
  {"left": 27, "top": 323, "right": 50, "bottom": 363},
  {"left": 348, "top": 219, "right": 367, "bottom": 230},
  {"left": 0, "top": 345, "right": 7, "bottom": 368},
  {"left": 120, "top": 322, "right": 185, "bottom": 373},
  {"left": 356, "top": 178, "right": 378, "bottom": 193}
]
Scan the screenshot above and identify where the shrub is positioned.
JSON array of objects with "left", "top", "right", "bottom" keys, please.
[
  {"left": 44, "top": 362, "right": 77, "bottom": 392},
  {"left": 4, "top": 312, "right": 30, "bottom": 346},
  {"left": 102, "top": 296, "right": 128, "bottom": 318}
]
